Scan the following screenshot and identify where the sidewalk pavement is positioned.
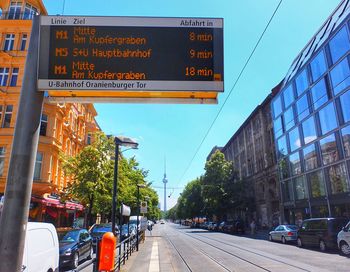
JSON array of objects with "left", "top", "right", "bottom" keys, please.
[{"left": 121, "top": 225, "right": 166, "bottom": 272}]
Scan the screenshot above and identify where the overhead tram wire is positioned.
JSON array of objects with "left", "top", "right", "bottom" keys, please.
[
  {"left": 178, "top": 0, "right": 283, "bottom": 185},
  {"left": 62, "top": 0, "right": 66, "bottom": 15}
]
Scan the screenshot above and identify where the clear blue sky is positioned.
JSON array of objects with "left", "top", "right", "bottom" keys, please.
[{"left": 43, "top": 0, "right": 341, "bottom": 210}]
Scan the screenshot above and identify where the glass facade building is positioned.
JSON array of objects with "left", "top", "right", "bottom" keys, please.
[{"left": 272, "top": 0, "right": 350, "bottom": 224}]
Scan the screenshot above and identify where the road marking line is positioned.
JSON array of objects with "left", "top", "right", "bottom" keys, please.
[{"left": 148, "top": 240, "right": 160, "bottom": 272}]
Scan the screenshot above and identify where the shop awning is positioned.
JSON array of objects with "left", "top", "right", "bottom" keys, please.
[
  {"left": 65, "top": 201, "right": 84, "bottom": 211},
  {"left": 31, "top": 196, "right": 84, "bottom": 211}
]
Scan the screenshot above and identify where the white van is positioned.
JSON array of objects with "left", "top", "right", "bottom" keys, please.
[{"left": 22, "top": 222, "right": 59, "bottom": 272}]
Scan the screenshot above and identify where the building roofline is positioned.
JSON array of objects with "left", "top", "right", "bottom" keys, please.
[{"left": 222, "top": 82, "right": 282, "bottom": 153}]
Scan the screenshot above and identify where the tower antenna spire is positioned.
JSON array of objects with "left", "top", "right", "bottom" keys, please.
[{"left": 163, "top": 156, "right": 168, "bottom": 212}]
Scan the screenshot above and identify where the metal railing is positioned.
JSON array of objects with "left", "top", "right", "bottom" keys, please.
[{"left": 74, "top": 231, "right": 144, "bottom": 272}]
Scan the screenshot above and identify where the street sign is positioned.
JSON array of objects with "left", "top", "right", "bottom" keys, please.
[
  {"left": 121, "top": 204, "right": 131, "bottom": 216},
  {"left": 38, "top": 16, "right": 224, "bottom": 94},
  {"left": 140, "top": 201, "right": 147, "bottom": 213}
]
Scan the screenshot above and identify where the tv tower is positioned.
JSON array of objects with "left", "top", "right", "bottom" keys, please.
[{"left": 163, "top": 158, "right": 168, "bottom": 212}]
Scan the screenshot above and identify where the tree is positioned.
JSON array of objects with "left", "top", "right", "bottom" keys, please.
[
  {"left": 61, "top": 132, "right": 114, "bottom": 227},
  {"left": 177, "top": 177, "right": 204, "bottom": 219},
  {"left": 62, "top": 132, "right": 161, "bottom": 226},
  {"left": 202, "top": 150, "right": 234, "bottom": 220}
]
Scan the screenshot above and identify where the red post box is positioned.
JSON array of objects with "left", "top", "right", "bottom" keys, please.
[{"left": 99, "top": 232, "right": 117, "bottom": 271}]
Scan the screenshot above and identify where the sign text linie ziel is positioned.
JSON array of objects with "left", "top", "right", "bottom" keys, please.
[
  {"left": 38, "top": 16, "right": 223, "bottom": 92},
  {"left": 49, "top": 17, "right": 217, "bottom": 27}
]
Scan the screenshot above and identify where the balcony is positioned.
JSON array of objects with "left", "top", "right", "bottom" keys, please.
[{"left": 0, "top": 12, "right": 38, "bottom": 20}]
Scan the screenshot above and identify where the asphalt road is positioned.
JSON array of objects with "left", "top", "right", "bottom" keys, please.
[
  {"left": 161, "top": 223, "right": 349, "bottom": 272},
  {"left": 65, "top": 223, "right": 350, "bottom": 271}
]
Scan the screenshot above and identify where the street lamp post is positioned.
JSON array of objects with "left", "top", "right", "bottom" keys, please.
[
  {"left": 111, "top": 136, "right": 138, "bottom": 236},
  {"left": 136, "top": 184, "right": 146, "bottom": 251}
]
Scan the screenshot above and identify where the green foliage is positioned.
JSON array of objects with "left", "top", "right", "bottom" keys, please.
[
  {"left": 202, "top": 150, "right": 234, "bottom": 219},
  {"left": 174, "top": 150, "right": 255, "bottom": 221},
  {"left": 177, "top": 178, "right": 204, "bottom": 219},
  {"left": 61, "top": 132, "right": 160, "bottom": 224}
]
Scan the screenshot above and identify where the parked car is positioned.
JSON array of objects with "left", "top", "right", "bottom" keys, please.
[
  {"left": 120, "top": 224, "right": 138, "bottom": 241},
  {"left": 297, "top": 218, "right": 348, "bottom": 251},
  {"left": 57, "top": 228, "right": 93, "bottom": 269},
  {"left": 129, "top": 224, "right": 137, "bottom": 238},
  {"left": 337, "top": 220, "right": 350, "bottom": 256},
  {"left": 269, "top": 224, "right": 298, "bottom": 244},
  {"left": 207, "top": 222, "right": 215, "bottom": 231},
  {"left": 218, "top": 221, "right": 226, "bottom": 232},
  {"left": 222, "top": 221, "right": 234, "bottom": 233},
  {"left": 89, "top": 223, "right": 119, "bottom": 251},
  {"left": 22, "top": 222, "right": 59, "bottom": 272},
  {"left": 232, "top": 220, "right": 245, "bottom": 234}
]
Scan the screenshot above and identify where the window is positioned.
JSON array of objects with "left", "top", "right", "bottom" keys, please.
[
  {"left": 283, "top": 180, "right": 294, "bottom": 202},
  {"left": 87, "top": 133, "right": 92, "bottom": 145},
  {"left": 273, "top": 116, "right": 283, "bottom": 138},
  {"left": 295, "top": 69, "right": 309, "bottom": 97},
  {"left": 34, "top": 152, "right": 43, "bottom": 180},
  {"left": 0, "top": 105, "right": 2, "bottom": 124},
  {"left": 309, "top": 170, "right": 326, "bottom": 198},
  {"left": 318, "top": 102, "right": 337, "bottom": 135},
  {"left": 3, "top": 105, "right": 13, "bottom": 128},
  {"left": 330, "top": 57, "right": 350, "bottom": 95},
  {"left": 277, "top": 135, "right": 288, "bottom": 158},
  {"left": 328, "top": 163, "right": 349, "bottom": 194},
  {"left": 294, "top": 176, "right": 308, "bottom": 200},
  {"left": 310, "top": 50, "right": 327, "bottom": 82},
  {"left": 302, "top": 116, "right": 317, "bottom": 145},
  {"left": 303, "top": 144, "right": 318, "bottom": 171},
  {"left": 8, "top": 2, "right": 22, "bottom": 19},
  {"left": 289, "top": 151, "right": 301, "bottom": 175},
  {"left": 284, "top": 107, "right": 295, "bottom": 131},
  {"left": 283, "top": 84, "right": 295, "bottom": 108},
  {"left": 279, "top": 158, "right": 289, "bottom": 180},
  {"left": 310, "top": 78, "right": 328, "bottom": 110},
  {"left": 340, "top": 90, "right": 350, "bottom": 123},
  {"left": 289, "top": 126, "right": 301, "bottom": 152},
  {"left": 320, "top": 133, "right": 339, "bottom": 165},
  {"left": 40, "top": 114, "right": 48, "bottom": 136},
  {"left": 23, "top": 3, "right": 37, "bottom": 20},
  {"left": 9, "top": 68, "right": 18, "bottom": 86},
  {"left": 0, "top": 147, "right": 6, "bottom": 176},
  {"left": 3, "top": 34, "right": 15, "bottom": 51},
  {"left": 272, "top": 96, "right": 282, "bottom": 118},
  {"left": 0, "top": 68, "right": 9, "bottom": 86},
  {"left": 296, "top": 94, "right": 310, "bottom": 122},
  {"left": 20, "top": 34, "right": 27, "bottom": 51},
  {"left": 329, "top": 26, "right": 350, "bottom": 64},
  {"left": 341, "top": 125, "right": 350, "bottom": 157}
]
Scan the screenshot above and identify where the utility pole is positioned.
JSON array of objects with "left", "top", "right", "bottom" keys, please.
[{"left": 0, "top": 16, "right": 44, "bottom": 272}]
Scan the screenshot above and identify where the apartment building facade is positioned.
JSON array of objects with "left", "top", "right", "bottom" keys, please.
[
  {"left": 0, "top": 0, "right": 100, "bottom": 226},
  {"left": 221, "top": 87, "right": 281, "bottom": 228}
]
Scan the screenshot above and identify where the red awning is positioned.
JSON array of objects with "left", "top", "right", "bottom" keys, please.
[
  {"left": 65, "top": 201, "right": 84, "bottom": 211},
  {"left": 31, "top": 196, "right": 84, "bottom": 211},
  {"left": 31, "top": 196, "right": 64, "bottom": 208}
]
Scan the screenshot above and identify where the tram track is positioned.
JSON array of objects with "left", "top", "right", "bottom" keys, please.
[
  {"left": 174, "top": 228, "right": 312, "bottom": 272},
  {"left": 166, "top": 233, "right": 232, "bottom": 272}
]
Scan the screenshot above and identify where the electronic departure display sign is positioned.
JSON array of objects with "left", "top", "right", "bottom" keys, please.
[{"left": 38, "top": 16, "right": 224, "bottom": 93}]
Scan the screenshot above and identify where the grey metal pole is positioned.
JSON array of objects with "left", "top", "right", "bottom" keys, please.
[
  {"left": 136, "top": 185, "right": 140, "bottom": 251},
  {"left": 0, "top": 16, "right": 44, "bottom": 272},
  {"left": 111, "top": 143, "right": 119, "bottom": 236}
]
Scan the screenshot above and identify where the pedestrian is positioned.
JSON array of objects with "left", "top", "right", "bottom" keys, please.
[
  {"left": 250, "top": 220, "right": 256, "bottom": 235},
  {"left": 147, "top": 221, "right": 152, "bottom": 235}
]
